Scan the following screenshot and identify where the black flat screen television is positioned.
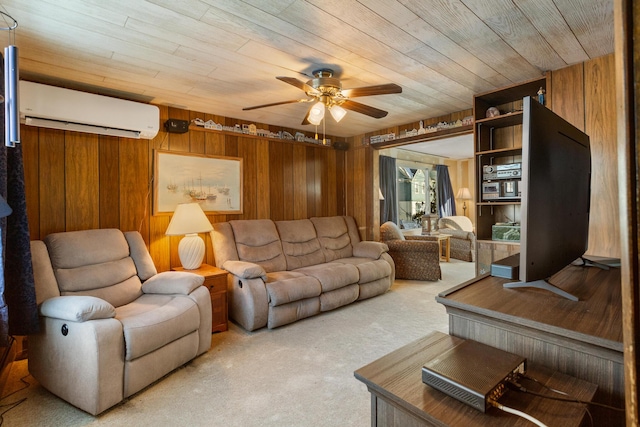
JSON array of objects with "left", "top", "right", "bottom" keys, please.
[{"left": 503, "top": 96, "right": 591, "bottom": 301}]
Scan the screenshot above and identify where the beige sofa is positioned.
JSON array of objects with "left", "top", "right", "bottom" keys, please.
[
  {"left": 211, "top": 216, "right": 394, "bottom": 331},
  {"left": 28, "top": 229, "right": 212, "bottom": 415}
]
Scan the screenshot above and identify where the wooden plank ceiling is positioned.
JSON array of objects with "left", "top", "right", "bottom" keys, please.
[{"left": 0, "top": 0, "right": 613, "bottom": 138}]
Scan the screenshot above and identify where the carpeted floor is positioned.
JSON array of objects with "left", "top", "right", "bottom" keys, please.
[{"left": 1, "top": 260, "right": 476, "bottom": 427}]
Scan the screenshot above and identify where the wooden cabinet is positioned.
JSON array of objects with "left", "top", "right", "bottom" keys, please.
[
  {"left": 473, "top": 77, "right": 546, "bottom": 275},
  {"left": 172, "top": 264, "right": 228, "bottom": 333}
]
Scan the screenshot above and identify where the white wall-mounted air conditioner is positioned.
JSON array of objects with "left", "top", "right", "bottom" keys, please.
[{"left": 19, "top": 81, "right": 159, "bottom": 139}]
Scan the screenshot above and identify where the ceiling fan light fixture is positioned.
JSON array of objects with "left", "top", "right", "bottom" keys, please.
[
  {"left": 329, "top": 105, "right": 347, "bottom": 122},
  {"left": 308, "top": 101, "right": 325, "bottom": 125}
]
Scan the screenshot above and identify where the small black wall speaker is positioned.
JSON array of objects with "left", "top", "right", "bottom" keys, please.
[
  {"left": 164, "top": 119, "right": 190, "bottom": 134},
  {"left": 333, "top": 141, "right": 349, "bottom": 151}
]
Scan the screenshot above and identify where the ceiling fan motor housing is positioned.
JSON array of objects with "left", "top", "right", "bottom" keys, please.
[{"left": 307, "top": 69, "right": 342, "bottom": 99}]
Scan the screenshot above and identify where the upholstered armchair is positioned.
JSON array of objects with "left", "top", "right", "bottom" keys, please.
[
  {"left": 438, "top": 216, "right": 476, "bottom": 262},
  {"left": 380, "top": 221, "right": 441, "bottom": 281},
  {"left": 28, "top": 229, "right": 212, "bottom": 415}
]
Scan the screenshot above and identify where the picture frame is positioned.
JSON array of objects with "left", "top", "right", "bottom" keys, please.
[{"left": 153, "top": 150, "right": 243, "bottom": 215}]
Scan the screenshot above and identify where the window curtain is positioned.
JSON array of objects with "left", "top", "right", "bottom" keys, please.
[
  {"left": 379, "top": 155, "right": 397, "bottom": 224},
  {"left": 435, "top": 164, "right": 456, "bottom": 218},
  {"left": 0, "top": 54, "right": 38, "bottom": 347}
]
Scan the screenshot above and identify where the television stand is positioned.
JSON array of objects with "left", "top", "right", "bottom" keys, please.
[
  {"left": 578, "top": 256, "right": 620, "bottom": 270},
  {"left": 503, "top": 279, "right": 579, "bottom": 301}
]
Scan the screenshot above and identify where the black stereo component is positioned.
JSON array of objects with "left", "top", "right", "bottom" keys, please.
[
  {"left": 483, "top": 163, "right": 522, "bottom": 180},
  {"left": 482, "top": 180, "right": 521, "bottom": 201}
]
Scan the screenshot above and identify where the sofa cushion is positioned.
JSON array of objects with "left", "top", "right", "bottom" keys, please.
[
  {"left": 230, "top": 220, "right": 287, "bottom": 272},
  {"left": 332, "top": 257, "right": 392, "bottom": 284},
  {"left": 116, "top": 294, "right": 200, "bottom": 361},
  {"left": 275, "top": 219, "right": 325, "bottom": 269},
  {"left": 320, "top": 284, "right": 359, "bottom": 311},
  {"left": 45, "top": 229, "right": 143, "bottom": 307},
  {"left": 265, "top": 276, "right": 321, "bottom": 307},
  {"left": 294, "top": 263, "right": 359, "bottom": 293},
  {"left": 45, "top": 229, "right": 130, "bottom": 269},
  {"left": 310, "top": 216, "right": 353, "bottom": 261}
]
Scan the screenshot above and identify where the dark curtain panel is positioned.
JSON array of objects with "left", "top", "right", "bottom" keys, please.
[
  {"left": 436, "top": 164, "right": 456, "bottom": 218},
  {"left": 379, "top": 155, "right": 398, "bottom": 224},
  {"left": 0, "top": 54, "right": 38, "bottom": 346}
]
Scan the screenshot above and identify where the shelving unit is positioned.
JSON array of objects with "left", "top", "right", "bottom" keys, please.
[
  {"left": 473, "top": 77, "right": 547, "bottom": 275},
  {"left": 188, "top": 124, "right": 335, "bottom": 148}
]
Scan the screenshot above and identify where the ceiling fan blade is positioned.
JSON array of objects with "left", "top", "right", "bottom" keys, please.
[
  {"left": 341, "top": 100, "right": 389, "bottom": 118},
  {"left": 341, "top": 83, "right": 402, "bottom": 98},
  {"left": 243, "top": 99, "right": 310, "bottom": 111},
  {"left": 276, "top": 76, "right": 318, "bottom": 94}
]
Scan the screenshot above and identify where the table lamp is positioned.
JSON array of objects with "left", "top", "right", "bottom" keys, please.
[
  {"left": 165, "top": 202, "right": 213, "bottom": 270},
  {"left": 456, "top": 187, "right": 472, "bottom": 217}
]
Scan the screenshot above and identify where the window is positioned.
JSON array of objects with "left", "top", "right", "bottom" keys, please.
[{"left": 397, "top": 164, "right": 435, "bottom": 227}]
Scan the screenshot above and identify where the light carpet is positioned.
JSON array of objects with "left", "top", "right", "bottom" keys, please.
[{"left": 2, "top": 260, "right": 476, "bottom": 427}]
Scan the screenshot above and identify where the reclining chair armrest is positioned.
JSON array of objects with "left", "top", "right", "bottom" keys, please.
[
  {"left": 352, "top": 241, "right": 389, "bottom": 259},
  {"left": 142, "top": 271, "right": 204, "bottom": 295},
  {"left": 386, "top": 240, "right": 439, "bottom": 254},
  {"left": 222, "top": 260, "right": 267, "bottom": 280},
  {"left": 40, "top": 296, "right": 116, "bottom": 322}
]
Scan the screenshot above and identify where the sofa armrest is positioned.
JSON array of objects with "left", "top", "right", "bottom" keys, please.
[
  {"left": 40, "top": 296, "right": 116, "bottom": 322},
  {"left": 142, "top": 271, "right": 204, "bottom": 295},
  {"left": 222, "top": 260, "right": 267, "bottom": 280},
  {"left": 440, "top": 230, "right": 475, "bottom": 241},
  {"left": 353, "top": 241, "right": 389, "bottom": 259},
  {"left": 386, "top": 240, "right": 439, "bottom": 254}
]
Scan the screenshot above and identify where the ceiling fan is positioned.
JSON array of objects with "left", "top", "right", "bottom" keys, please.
[{"left": 242, "top": 69, "right": 402, "bottom": 125}]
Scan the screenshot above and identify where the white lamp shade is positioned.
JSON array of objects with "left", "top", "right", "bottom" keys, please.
[
  {"left": 329, "top": 105, "right": 347, "bottom": 122},
  {"left": 456, "top": 187, "right": 472, "bottom": 200},
  {"left": 166, "top": 203, "right": 213, "bottom": 270},
  {"left": 165, "top": 203, "right": 213, "bottom": 235},
  {"left": 308, "top": 101, "right": 325, "bottom": 125}
]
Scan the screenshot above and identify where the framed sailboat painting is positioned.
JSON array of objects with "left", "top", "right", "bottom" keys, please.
[{"left": 153, "top": 150, "right": 243, "bottom": 215}]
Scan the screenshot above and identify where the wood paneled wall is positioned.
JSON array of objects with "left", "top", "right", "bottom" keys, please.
[
  {"left": 22, "top": 107, "right": 345, "bottom": 272},
  {"left": 551, "top": 53, "right": 619, "bottom": 257},
  {"left": 21, "top": 53, "right": 619, "bottom": 270}
]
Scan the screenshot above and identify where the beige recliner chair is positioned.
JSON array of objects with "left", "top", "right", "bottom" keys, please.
[
  {"left": 28, "top": 229, "right": 212, "bottom": 415},
  {"left": 437, "top": 216, "right": 476, "bottom": 262}
]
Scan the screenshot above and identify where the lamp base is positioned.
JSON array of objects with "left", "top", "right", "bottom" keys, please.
[{"left": 178, "top": 233, "right": 205, "bottom": 270}]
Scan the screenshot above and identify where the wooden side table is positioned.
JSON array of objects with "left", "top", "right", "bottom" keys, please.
[
  {"left": 423, "top": 233, "right": 451, "bottom": 262},
  {"left": 172, "top": 263, "right": 228, "bottom": 333}
]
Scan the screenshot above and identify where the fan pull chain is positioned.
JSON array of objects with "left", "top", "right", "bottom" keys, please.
[{"left": 322, "top": 116, "right": 326, "bottom": 145}]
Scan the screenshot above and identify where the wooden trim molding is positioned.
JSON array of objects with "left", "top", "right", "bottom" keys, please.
[{"left": 614, "top": 0, "right": 639, "bottom": 424}]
